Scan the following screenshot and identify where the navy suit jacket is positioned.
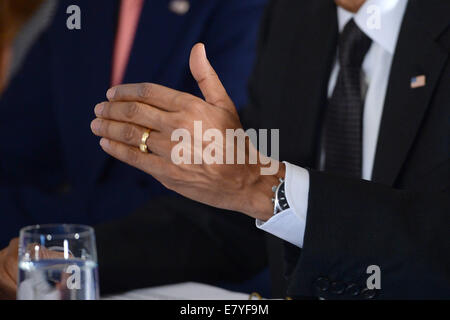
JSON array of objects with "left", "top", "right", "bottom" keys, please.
[{"left": 0, "top": 0, "right": 266, "bottom": 247}]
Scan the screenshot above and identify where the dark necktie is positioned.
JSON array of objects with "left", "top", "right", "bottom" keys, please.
[{"left": 324, "top": 19, "right": 372, "bottom": 178}]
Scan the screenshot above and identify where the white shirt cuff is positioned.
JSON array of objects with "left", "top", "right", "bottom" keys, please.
[{"left": 256, "top": 162, "right": 310, "bottom": 248}]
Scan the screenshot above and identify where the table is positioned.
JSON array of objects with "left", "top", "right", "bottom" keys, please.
[{"left": 103, "top": 282, "right": 253, "bottom": 300}]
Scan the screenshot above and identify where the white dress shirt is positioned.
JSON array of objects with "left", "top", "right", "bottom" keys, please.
[{"left": 257, "top": 0, "right": 409, "bottom": 248}]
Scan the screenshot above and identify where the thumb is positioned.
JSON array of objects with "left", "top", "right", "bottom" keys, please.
[{"left": 189, "top": 43, "right": 234, "bottom": 111}]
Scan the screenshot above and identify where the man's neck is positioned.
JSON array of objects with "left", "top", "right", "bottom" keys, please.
[{"left": 335, "top": 0, "right": 366, "bottom": 13}]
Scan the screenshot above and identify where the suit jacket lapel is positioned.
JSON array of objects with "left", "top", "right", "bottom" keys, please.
[
  {"left": 266, "top": 0, "right": 339, "bottom": 298},
  {"left": 372, "top": 0, "right": 450, "bottom": 185},
  {"left": 282, "top": 0, "right": 338, "bottom": 167}
]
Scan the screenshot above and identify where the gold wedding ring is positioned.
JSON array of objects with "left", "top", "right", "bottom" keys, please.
[{"left": 139, "top": 130, "right": 151, "bottom": 153}]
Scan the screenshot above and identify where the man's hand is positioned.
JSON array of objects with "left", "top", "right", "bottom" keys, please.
[
  {"left": 0, "top": 238, "right": 19, "bottom": 300},
  {"left": 91, "top": 43, "right": 284, "bottom": 221}
]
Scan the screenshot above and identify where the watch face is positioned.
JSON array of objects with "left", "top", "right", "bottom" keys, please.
[{"left": 278, "top": 183, "right": 290, "bottom": 211}]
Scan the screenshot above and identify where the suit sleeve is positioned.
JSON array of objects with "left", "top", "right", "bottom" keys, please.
[
  {"left": 284, "top": 169, "right": 450, "bottom": 300},
  {"left": 95, "top": 195, "right": 268, "bottom": 295}
]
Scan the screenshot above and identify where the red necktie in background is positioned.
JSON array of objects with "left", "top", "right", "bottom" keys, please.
[{"left": 111, "top": 0, "right": 144, "bottom": 86}]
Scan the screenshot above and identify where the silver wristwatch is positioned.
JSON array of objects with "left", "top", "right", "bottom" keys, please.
[{"left": 272, "top": 178, "right": 290, "bottom": 215}]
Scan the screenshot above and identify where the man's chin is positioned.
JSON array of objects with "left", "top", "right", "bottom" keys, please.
[{"left": 334, "top": 0, "right": 366, "bottom": 13}]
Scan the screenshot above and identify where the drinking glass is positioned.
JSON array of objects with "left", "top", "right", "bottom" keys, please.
[{"left": 17, "top": 224, "right": 99, "bottom": 300}]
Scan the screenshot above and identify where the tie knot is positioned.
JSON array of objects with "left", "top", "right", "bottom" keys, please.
[{"left": 338, "top": 19, "right": 372, "bottom": 67}]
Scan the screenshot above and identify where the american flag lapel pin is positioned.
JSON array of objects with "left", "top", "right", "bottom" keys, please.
[{"left": 410, "top": 75, "right": 426, "bottom": 89}]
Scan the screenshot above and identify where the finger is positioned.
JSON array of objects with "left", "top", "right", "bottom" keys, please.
[
  {"left": 189, "top": 43, "right": 234, "bottom": 111},
  {"left": 5, "top": 239, "right": 18, "bottom": 283},
  {"left": 95, "top": 101, "right": 168, "bottom": 132},
  {"left": 0, "top": 247, "right": 17, "bottom": 299},
  {"left": 91, "top": 119, "right": 148, "bottom": 148},
  {"left": 6, "top": 238, "right": 18, "bottom": 257},
  {"left": 99, "top": 138, "right": 168, "bottom": 178},
  {"left": 40, "top": 247, "right": 68, "bottom": 260},
  {"left": 143, "top": 130, "right": 174, "bottom": 158},
  {"left": 91, "top": 119, "right": 171, "bottom": 157},
  {"left": 0, "top": 275, "right": 16, "bottom": 300},
  {"left": 106, "top": 83, "right": 200, "bottom": 112}
]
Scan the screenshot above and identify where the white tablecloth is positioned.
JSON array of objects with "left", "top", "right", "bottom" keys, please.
[{"left": 103, "top": 282, "right": 251, "bottom": 300}]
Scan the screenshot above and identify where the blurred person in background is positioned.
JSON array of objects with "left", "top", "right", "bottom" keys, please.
[
  {"left": 0, "top": 0, "right": 50, "bottom": 93},
  {"left": 0, "top": 0, "right": 271, "bottom": 299}
]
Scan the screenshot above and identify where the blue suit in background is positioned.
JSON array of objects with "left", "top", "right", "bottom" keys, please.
[{"left": 0, "top": 0, "right": 267, "bottom": 247}]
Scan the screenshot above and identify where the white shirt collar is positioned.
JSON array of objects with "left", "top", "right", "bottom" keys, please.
[{"left": 337, "top": 0, "right": 409, "bottom": 54}]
